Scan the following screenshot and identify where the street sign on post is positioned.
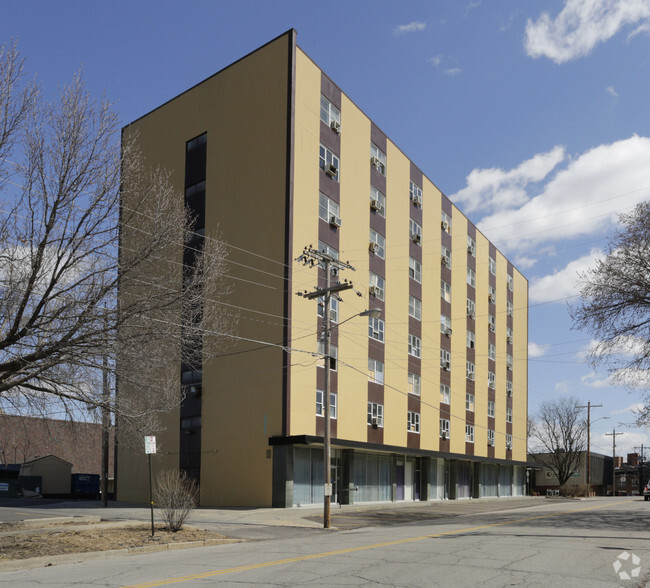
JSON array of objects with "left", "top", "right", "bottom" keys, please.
[{"left": 144, "top": 436, "right": 156, "bottom": 536}]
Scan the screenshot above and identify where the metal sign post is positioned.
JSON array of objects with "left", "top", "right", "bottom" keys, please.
[{"left": 144, "top": 436, "right": 156, "bottom": 537}]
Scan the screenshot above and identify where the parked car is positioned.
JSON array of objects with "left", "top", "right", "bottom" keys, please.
[{"left": 643, "top": 481, "right": 650, "bottom": 501}]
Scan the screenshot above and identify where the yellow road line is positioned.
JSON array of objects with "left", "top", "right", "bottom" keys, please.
[
  {"left": 14, "top": 511, "right": 59, "bottom": 518},
  {"left": 122, "top": 500, "right": 632, "bottom": 588}
]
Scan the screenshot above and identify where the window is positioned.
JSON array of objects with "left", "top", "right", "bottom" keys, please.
[
  {"left": 320, "top": 95, "right": 340, "bottom": 127},
  {"left": 507, "top": 275, "right": 514, "bottom": 291},
  {"left": 370, "top": 185, "right": 386, "bottom": 217},
  {"left": 440, "top": 383, "right": 450, "bottom": 404},
  {"left": 368, "top": 358, "right": 384, "bottom": 384},
  {"left": 369, "top": 272, "right": 385, "bottom": 300},
  {"left": 369, "top": 316, "right": 385, "bottom": 342},
  {"left": 317, "top": 341, "right": 338, "bottom": 371},
  {"left": 507, "top": 326, "right": 513, "bottom": 342},
  {"left": 318, "top": 240, "right": 338, "bottom": 261},
  {"left": 467, "top": 298, "right": 476, "bottom": 318},
  {"left": 489, "top": 256, "right": 497, "bottom": 275},
  {"left": 316, "top": 390, "right": 337, "bottom": 419},
  {"left": 506, "top": 433, "right": 513, "bottom": 448},
  {"left": 318, "top": 192, "right": 340, "bottom": 224},
  {"left": 507, "top": 353, "right": 513, "bottom": 369},
  {"left": 488, "top": 314, "right": 496, "bottom": 331},
  {"left": 441, "top": 246, "right": 451, "bottom": 267},
  {"left": 441, "top": 211, "right": 452, "bottom": 232},
  {"left": 409, "top": 295, "right": 422, "bottom": 320},
  {"left": 488, "top": 400, "right": 495, "bottom": 418},
  {"left": 409, "top": 257, "right": 422, "bottom": 283},
  {"left": 440, "top": 418, "right": 450, "bottom": 439},
  {"left": 467, "top": 268, "right": 476, "bottom": 288},
  {"left": 408, "top": 334, "right": 421, "bottom": 358},
  {"left": 466, "top": 361, "right": 475, "bottom": 380},
  {"left": 409, "top": 219, "right": 422, "bottom": 244},
  {"left": 410, "top": 180, "right": 422, "bottom": 206},
  {"left": 407, "top": 411, "right": 420, "bottom": 433},
  {"left": 466, "top": 393, "right": 475, "bottom": 412},
  {"left": 369, "top": 229, "right": 385, "bottom": 258},
  {"left": 488, "top": 371, "right": 495, "bottom": 389},
  {"left": 488, "top": 285, "right": 496, "bottom": 302},
  {"left": 467, "top": 235, "right": 476, "bottom": 255},
  {"left": 465, "top": 424, "right": 474, "bottom": 443},
  {"left": 370, "top": 142, "right": 387, "bottom": 175},
  {"left": 507, "top": 300, "right": 513, "bottom": 317},
  {"left": 506, "top": 407, "right": 512, "bottom": 423},
  {"left": 466, "top": 330, "right": 475, "bottom": 349},
  {"left": 367, "top": 402, "right": 384, "bottom": 427},
  {"left": 317, "top": 295, "right": 339, "bottom": 323},
  {"left": 488, "top": 343, "right": 496, "bottom": 361},
  {"left": 319, "top": 144, "right": 339, "bottom": 181},
  {"left": 408, "top": 372, "right": 421, "bottom": 396},
  {"left": 440, "top": 314, "right": 452, "bottom": 335},
  {"left": 441, "top": 279, "right": 451, "bottom": 303},
  {"left": 488, "top": 429, "right": 495, "bottom": 446},
  {"left": 506, "top": 381, "right": 513, "bottom": 396},
  {"left": 440, "top": 349, "right": 451, "bottom": 369}
]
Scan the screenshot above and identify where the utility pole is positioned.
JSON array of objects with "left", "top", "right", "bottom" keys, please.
[
  {"left": 577, "top": 402, "right": 602, "bottom": 497},
  {"left": 297, "top": 246, "right": 355, "bottom": 529},
  {"left": 101, "top": 311, "right": 110, "bottom": 507},
  {"left": 635, "top": 444, "right": 645, "bottom": 494},
  {"left": 606, "top": 428, "right": 624, "bottom": 496}
]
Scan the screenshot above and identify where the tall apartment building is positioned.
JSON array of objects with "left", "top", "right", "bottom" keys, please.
[{"left": 117, "top": 30, "right": 528, "bottom": 507}]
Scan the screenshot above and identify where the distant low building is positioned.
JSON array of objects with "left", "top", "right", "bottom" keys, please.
[
  {"left": 20, "top": 455, "right": 72, "bottom": 495},
  {"left": 0, "top": 414, "right": 113, "bottom": 475},
  {"left": 529, "top": 451, "right": 613, "bottom": 496}
]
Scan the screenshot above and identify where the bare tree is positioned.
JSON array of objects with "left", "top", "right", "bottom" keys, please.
[
  {"left": 529, "top": 397, "right": 587, "bottom": 487},
  {"left": 571, "top": 201, "right": 650, "bottom": 421},
  {"left": 154, "top": 470, "right": 200, "bottom": 532},
  {"left": 0, "top": 41, "right": 233, "bottom": 444}
]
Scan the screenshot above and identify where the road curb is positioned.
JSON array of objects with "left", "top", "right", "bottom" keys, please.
[{"left": 0, "top": 537, "right": 243, "bottom": 572}]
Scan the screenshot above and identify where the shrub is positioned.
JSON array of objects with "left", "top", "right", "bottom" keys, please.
[{"left": 153, "top": 470, "right": 199, "bottom": 532}]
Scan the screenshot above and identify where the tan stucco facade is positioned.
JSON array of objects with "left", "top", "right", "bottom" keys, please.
[{"left": 118, "top": 30, "right": 528, "bottom": 507}]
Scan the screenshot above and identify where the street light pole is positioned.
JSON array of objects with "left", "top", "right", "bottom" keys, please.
[{"left": 606, "top": 428, "right": 624, "bottom": 496}]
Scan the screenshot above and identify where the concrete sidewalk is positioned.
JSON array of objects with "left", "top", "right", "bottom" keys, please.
[{"left": 0, "top": 496, "right": 550, "bottom": 535}]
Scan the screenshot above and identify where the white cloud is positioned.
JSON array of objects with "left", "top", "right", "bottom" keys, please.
[
  {"left": 581, "top": 371, "right": 612, "bottom": 387},
  {"left": 451, "top": 146, "right": 565, "bottom": 214},
  {"left": 444, "top": 68, "right": 463, "bottom": 76},
  {"left": 612, "top": 402, "right": 645, "bottom": 415},
  {"left": 529, "top": 342, "right": 549, "bottom": 358},
  {"left": 428, "top": 55, "right": 462, "bottom": 76},
  {"left": 394, "top": 21, "right": 427, "bottom": 35},
  {"left": 555, "top": 381, "right": 570, "bottom": 394},
  {"left": 428, "top": 55, "right": 442, "bottom": 67},
  {"left": 606, "top": 85, "right": 619, "bottom": 98},
  {"left": 474, "top": 135, "right": 650, "bottom": 255},
  {"left": 529, "top": 248, "right": 603, "bottom": 304},
  {"left": 525, "top": 0, "right": 650, "bottom": 64}
]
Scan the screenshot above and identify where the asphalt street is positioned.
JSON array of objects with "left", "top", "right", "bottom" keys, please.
[{"left": 0, "top": 497, "right": 647, "bottom": 587}]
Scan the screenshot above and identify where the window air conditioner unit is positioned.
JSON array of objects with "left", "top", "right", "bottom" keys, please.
[
  {"left": 441, "top": 432, "right": 448, "bottom": 441},
  {"left": 507, "top": 389, "right": 513, "bottom": 397},
  {"left": 330, "top": 120, "right": 341, "bottom": 134},
  {"left": 325, "top": 163, "right": 338, "bottom": 178},
  {"left": 468, "top": 244, "right": 475, "bottom": 255},
  {"left": 488, "top": 381, "right": 495, "bottom": 389},
  {"left": 370, "top": 156, "right": 381, "bottom": 169},
  {"left": 468, "top": 373, "right": 475, "bottom": 381},
  {"left": 488, "top": 293, "right": 495, "bottom": 303},
  {"left": 411, "top": 232, "right": 421, "bottom": 243},
  {"left": 489, "top": 439, "right": 494, "bottom": 447},
  {"left": 441, "top": 255, "right": 450, "bottom": 267},
  {"left": 468, "top": 310, "right": 475, "bottom": 319},
  {"left": 369, "top": 242, "right": 379, "bottom": 253},
  {"left": 412, "top": 194, "right": 422, "bottom": 207},
  {"left": 444, "top": 327, "right": 452, "bottom": 337},
  {"left": 489, "top": 323, "right": 495, "bottom": 332},
  {"left": 442, "top": 361, "right": 450, "bottom": 371},
  {"left": 506, "top": 443, "right": 512, "bottom": 450},
  {"left": 507, "top": 364, "right": 513, "bottom": 371},
  {"left": 507, "top": 335, "right": 513, "bottom": 343},
  {"left": 329, "top": 215, "right": 342, "bottom": 228},
  {"left": 441, "top": 220, "right": 449, "bottom": 231},
  {"left": 370, "top": 198, "right": 381, "bottom": 211},
  {"left": 369, "top": 285, "right": 378, "bottom": 297}
]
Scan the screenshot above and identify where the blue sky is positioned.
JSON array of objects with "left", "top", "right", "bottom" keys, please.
[{"left": 3, "top": 0, "right": 650, "bottom": 456}]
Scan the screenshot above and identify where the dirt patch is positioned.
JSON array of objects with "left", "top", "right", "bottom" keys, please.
[{"left": 0, "top": 521, "right": 231, "bottom": 561}]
